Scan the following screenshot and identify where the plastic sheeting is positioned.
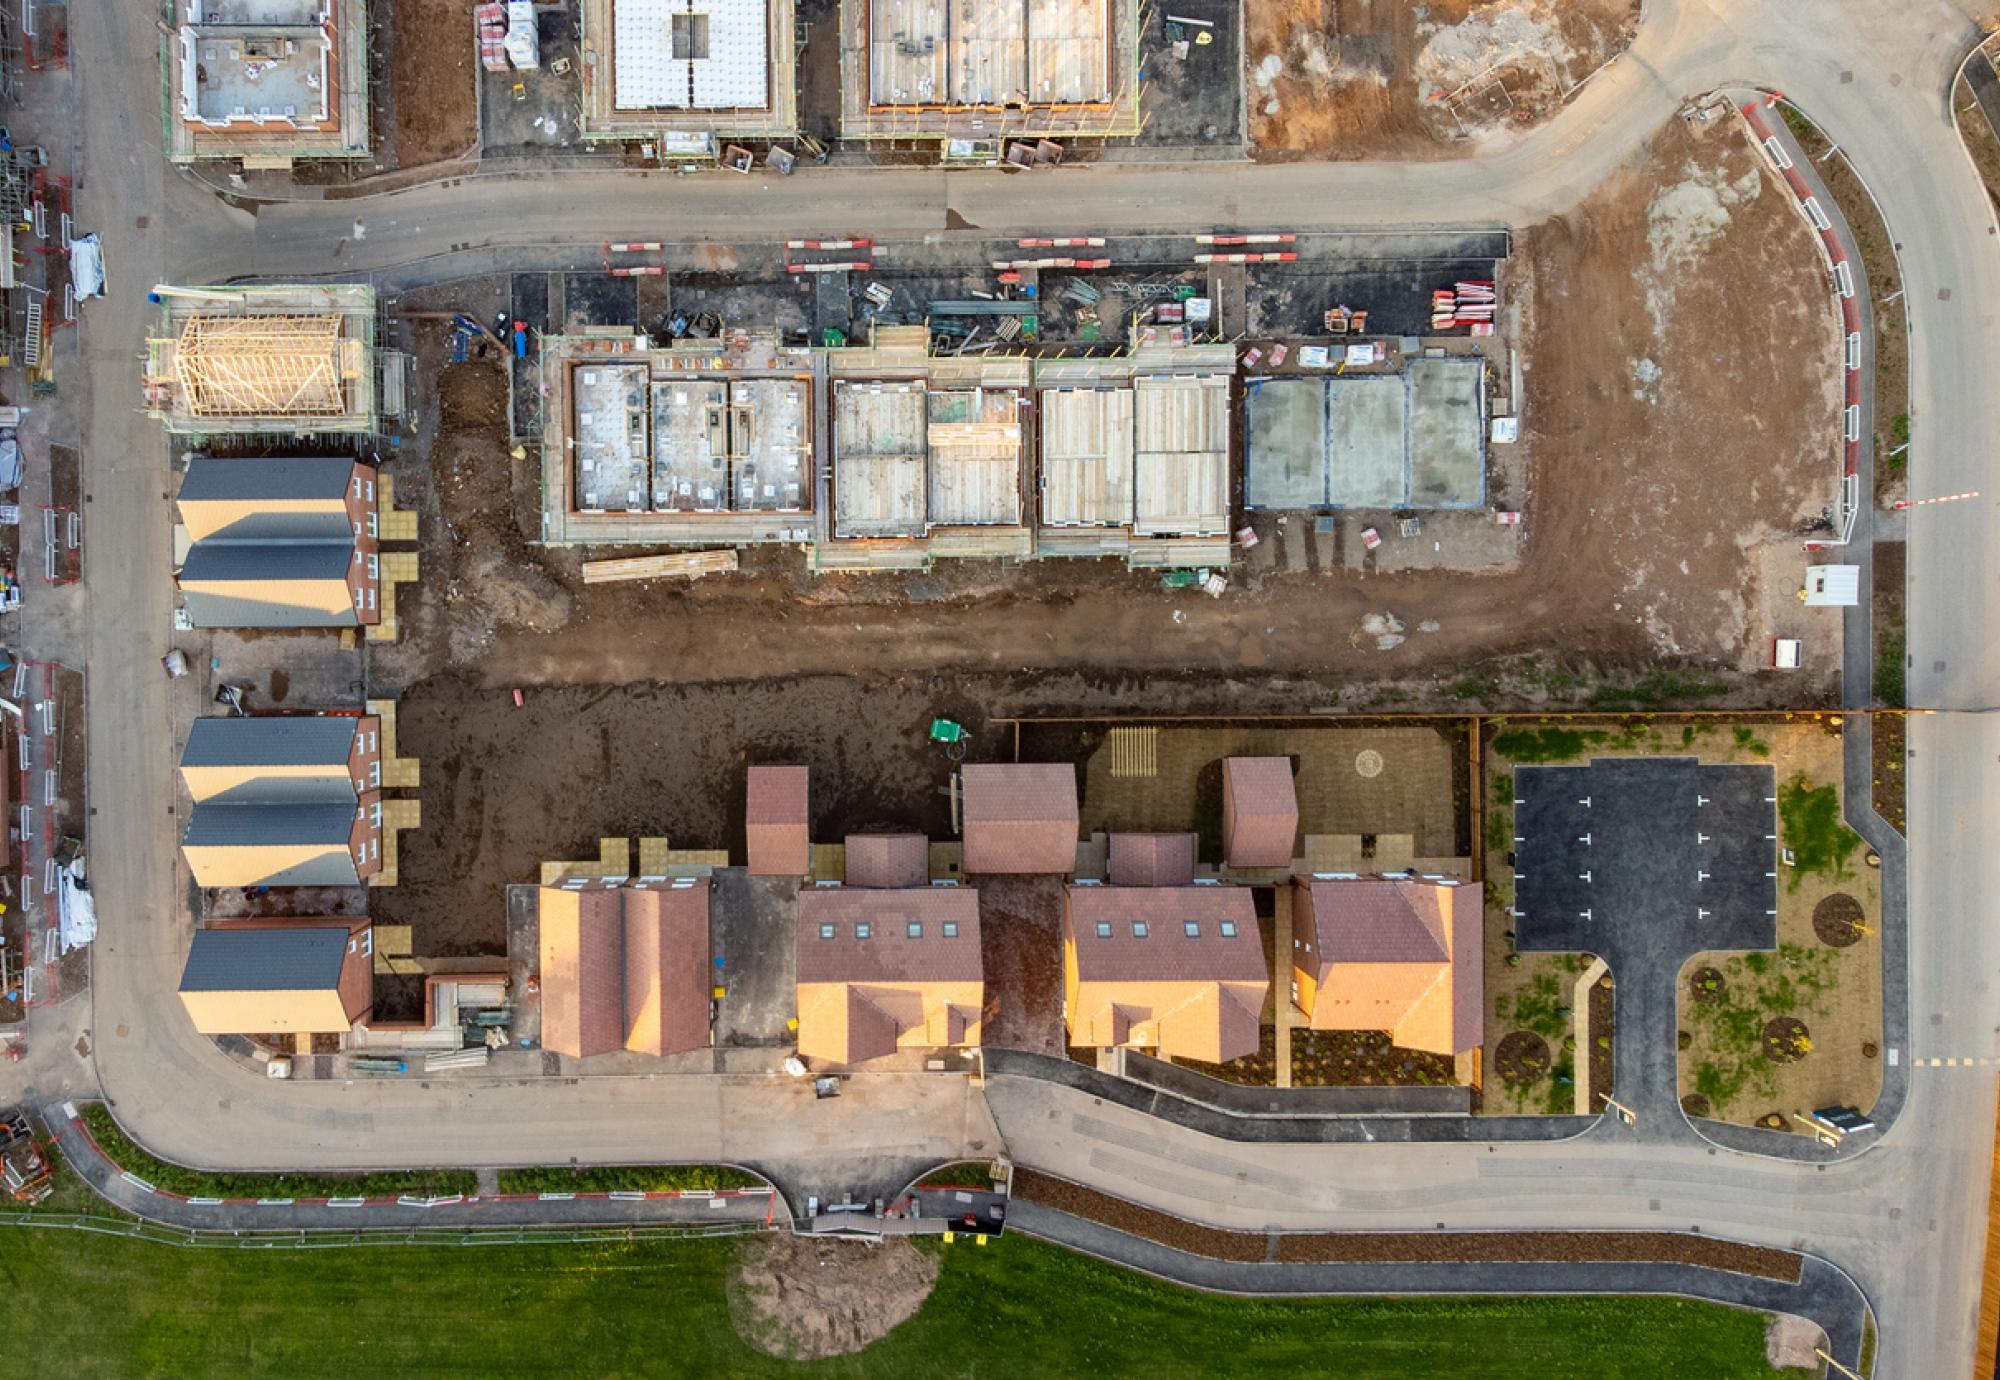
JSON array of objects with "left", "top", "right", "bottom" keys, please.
[
  {"left": 71, "top": 234, "right": 104, "bottom": 300},
  {"left": 58, "top": 860, "right": 95, "bottom": 953}
]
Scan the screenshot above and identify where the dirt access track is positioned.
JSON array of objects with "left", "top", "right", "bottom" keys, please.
[{"left": 1247, "top": 0, "right": 1640, "bottom": 160}]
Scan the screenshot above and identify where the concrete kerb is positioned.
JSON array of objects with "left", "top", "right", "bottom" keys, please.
[
  {"left": 1949, "top": 39, "right": 2000, "bottom": 245},
  {"left": 1003, "top": 1198, "right": 1874, "bottom": 1373}
]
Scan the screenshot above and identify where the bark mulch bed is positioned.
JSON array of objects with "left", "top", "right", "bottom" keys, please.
[
  {"left": 1495, "top": 1031, "right": 1552, "bottom": 1087},
  {"left": 1762, "top": 1016, "right": 1812, "bottom": 1064},
  {"left": 1293, "top": 1029, "right": 1455, "bottom": 1088},
  {"left": 1812, "top": 894, "right": 1865, "bottom": 948},
  {"left": 1689, "top": 967, "right": 1725, "bottom": 1005},
  {"left": 1587, "top": 975, "right": 1614, "bottom": 1100},
  {"left": 1681, "top": 1094, "right": 1711, "bottom": 1118},
  {"left": 1013, "top": 1169, "right": 1801, "bottom": 1282},
  {"left": 1176, "top": 1027, "right": 1458, "bottom": 1089}
]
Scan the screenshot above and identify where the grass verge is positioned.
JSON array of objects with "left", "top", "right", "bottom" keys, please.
[
  {"left": 0, "top": 1217, "right": 1811, "bottom": 1377},
  {"left": 77, "top": 1105, "right": 476, "bottom": 1199},
  {"left": 914, "top": 1160, "right": 998, "bottom": 1191},
  {"left": 1776, "top": 774, "right": 1862, "bottom": 888},
  {"left": 497, "top": 1164, "right": 763, "bottom": 1194}
]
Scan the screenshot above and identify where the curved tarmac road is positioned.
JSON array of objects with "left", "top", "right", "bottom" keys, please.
[{"left": 45, "top": 0, "right": 2000, "bottom": 1374}]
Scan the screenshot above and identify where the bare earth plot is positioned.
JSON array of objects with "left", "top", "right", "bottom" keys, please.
[
  {"left": 390, "top": 0, "right": 480, "bottom": 167},
  {"left": 1246, "top": 0, "right": 1639, "bottom": 161}
]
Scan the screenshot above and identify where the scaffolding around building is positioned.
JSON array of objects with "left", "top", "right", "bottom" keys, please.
[
  {"left": 836, "top": 0, "right": 1144, "bottom": 143},
  {"left": 578, "top": 0, "right": 798, "bottom": 144},
  {"left": 160, "top": 0, "right": 371, "bottom": 165},
  {"left": 142, "top": 283, "right": 393, "bottom": 438}
]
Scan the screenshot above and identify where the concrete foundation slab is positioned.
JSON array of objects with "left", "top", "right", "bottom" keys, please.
[
  {"left": 1409, "top": 358, "right": 1486, "bottom": 508},
  {"left": 1327, "top": 375, "right": 1407, "bottom": 508},
  {"left": 1245, "top": 378, "right": 1326, "bottom": 509}
]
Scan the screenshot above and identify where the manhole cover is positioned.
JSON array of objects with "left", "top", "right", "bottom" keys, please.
[{"left": 1355, "top": 749, "right": 1385, "bottom": 778}]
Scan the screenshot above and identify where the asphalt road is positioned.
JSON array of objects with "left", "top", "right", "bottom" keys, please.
[{"left": 38, "top": 0, "right": 2000, "bottom": 1374}]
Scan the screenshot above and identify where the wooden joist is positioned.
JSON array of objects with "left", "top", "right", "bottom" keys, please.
[{"left": 580, "top": 549, "right": 740, "bottom": 584}]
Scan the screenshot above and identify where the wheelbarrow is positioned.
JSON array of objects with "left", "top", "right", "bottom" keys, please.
[{"left": 929, "top": 718, "right": 969, "bottom": 762}]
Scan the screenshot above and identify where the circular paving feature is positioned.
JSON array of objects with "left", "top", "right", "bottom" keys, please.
[{"left": 1355, "top": 749, "right": 1385, "bottom": 778}]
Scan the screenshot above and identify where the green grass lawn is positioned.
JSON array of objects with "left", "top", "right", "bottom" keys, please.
[{"left": 0, "top": 1217, "right": 1807, "bottom": 1377}]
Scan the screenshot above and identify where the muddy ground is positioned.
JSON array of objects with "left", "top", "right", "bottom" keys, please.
[
  {"left": 364, "top": 110, "right": 1840, "bottom": 955},
  {"left": 389, "top": 0, "right": 479, "bottom": 167},
  {"left": 1247, "top": 0, "right": 1638, "bottom": 161}
]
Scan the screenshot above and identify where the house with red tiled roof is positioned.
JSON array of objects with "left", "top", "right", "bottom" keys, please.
[
  {"left": 1062, "top": 884, "right": 1269, "bottom": 1063},
  {"left": 961, "top": 763, "right": 1079, "bottom": 874},
  {"left": 746, "top": 765, "right": 810, "bottom": 875},
  {"left": 1107, "top": 832, "right": 1197, "bottom": 887},
  {"left": 796, "top": 885, "right": 983, "bottom": 1065},
  {"left": 1222, "top": 756, "right": 1298, "bottom": 868},
  {"left": 845, "top": 832, "right": 930, "bottom": 888},
  {"left": 1290, "top": 875, "right": 1481, "bottom": 1056},
  {"left": 538, "top": 879, "right": 712, "bottom": 1059}
]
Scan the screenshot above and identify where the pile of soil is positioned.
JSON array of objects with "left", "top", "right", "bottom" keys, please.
[
  {"left": 1762, "top": 1016, "right": 1811, "bottom": 1064},
  {"left": 1013, "top": 1168, "right": 1802, "bottom": 1281},
  {"left": 1494, "top": 1030, "right": 1551, "bottom": 1086},
  {"left": 728, "top": 1233, "right": 938, "bottom": 1360},
  {"left": 1812, "top": 894, "right": 1865, "bottom": 948},
  {"left": 1689, "top": 967, "right": 1725, "bottom": 1005}
]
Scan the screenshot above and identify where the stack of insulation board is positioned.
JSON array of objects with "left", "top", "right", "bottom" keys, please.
[{"left": 477, "top": 2, "right": 508, "bottom": 72}]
